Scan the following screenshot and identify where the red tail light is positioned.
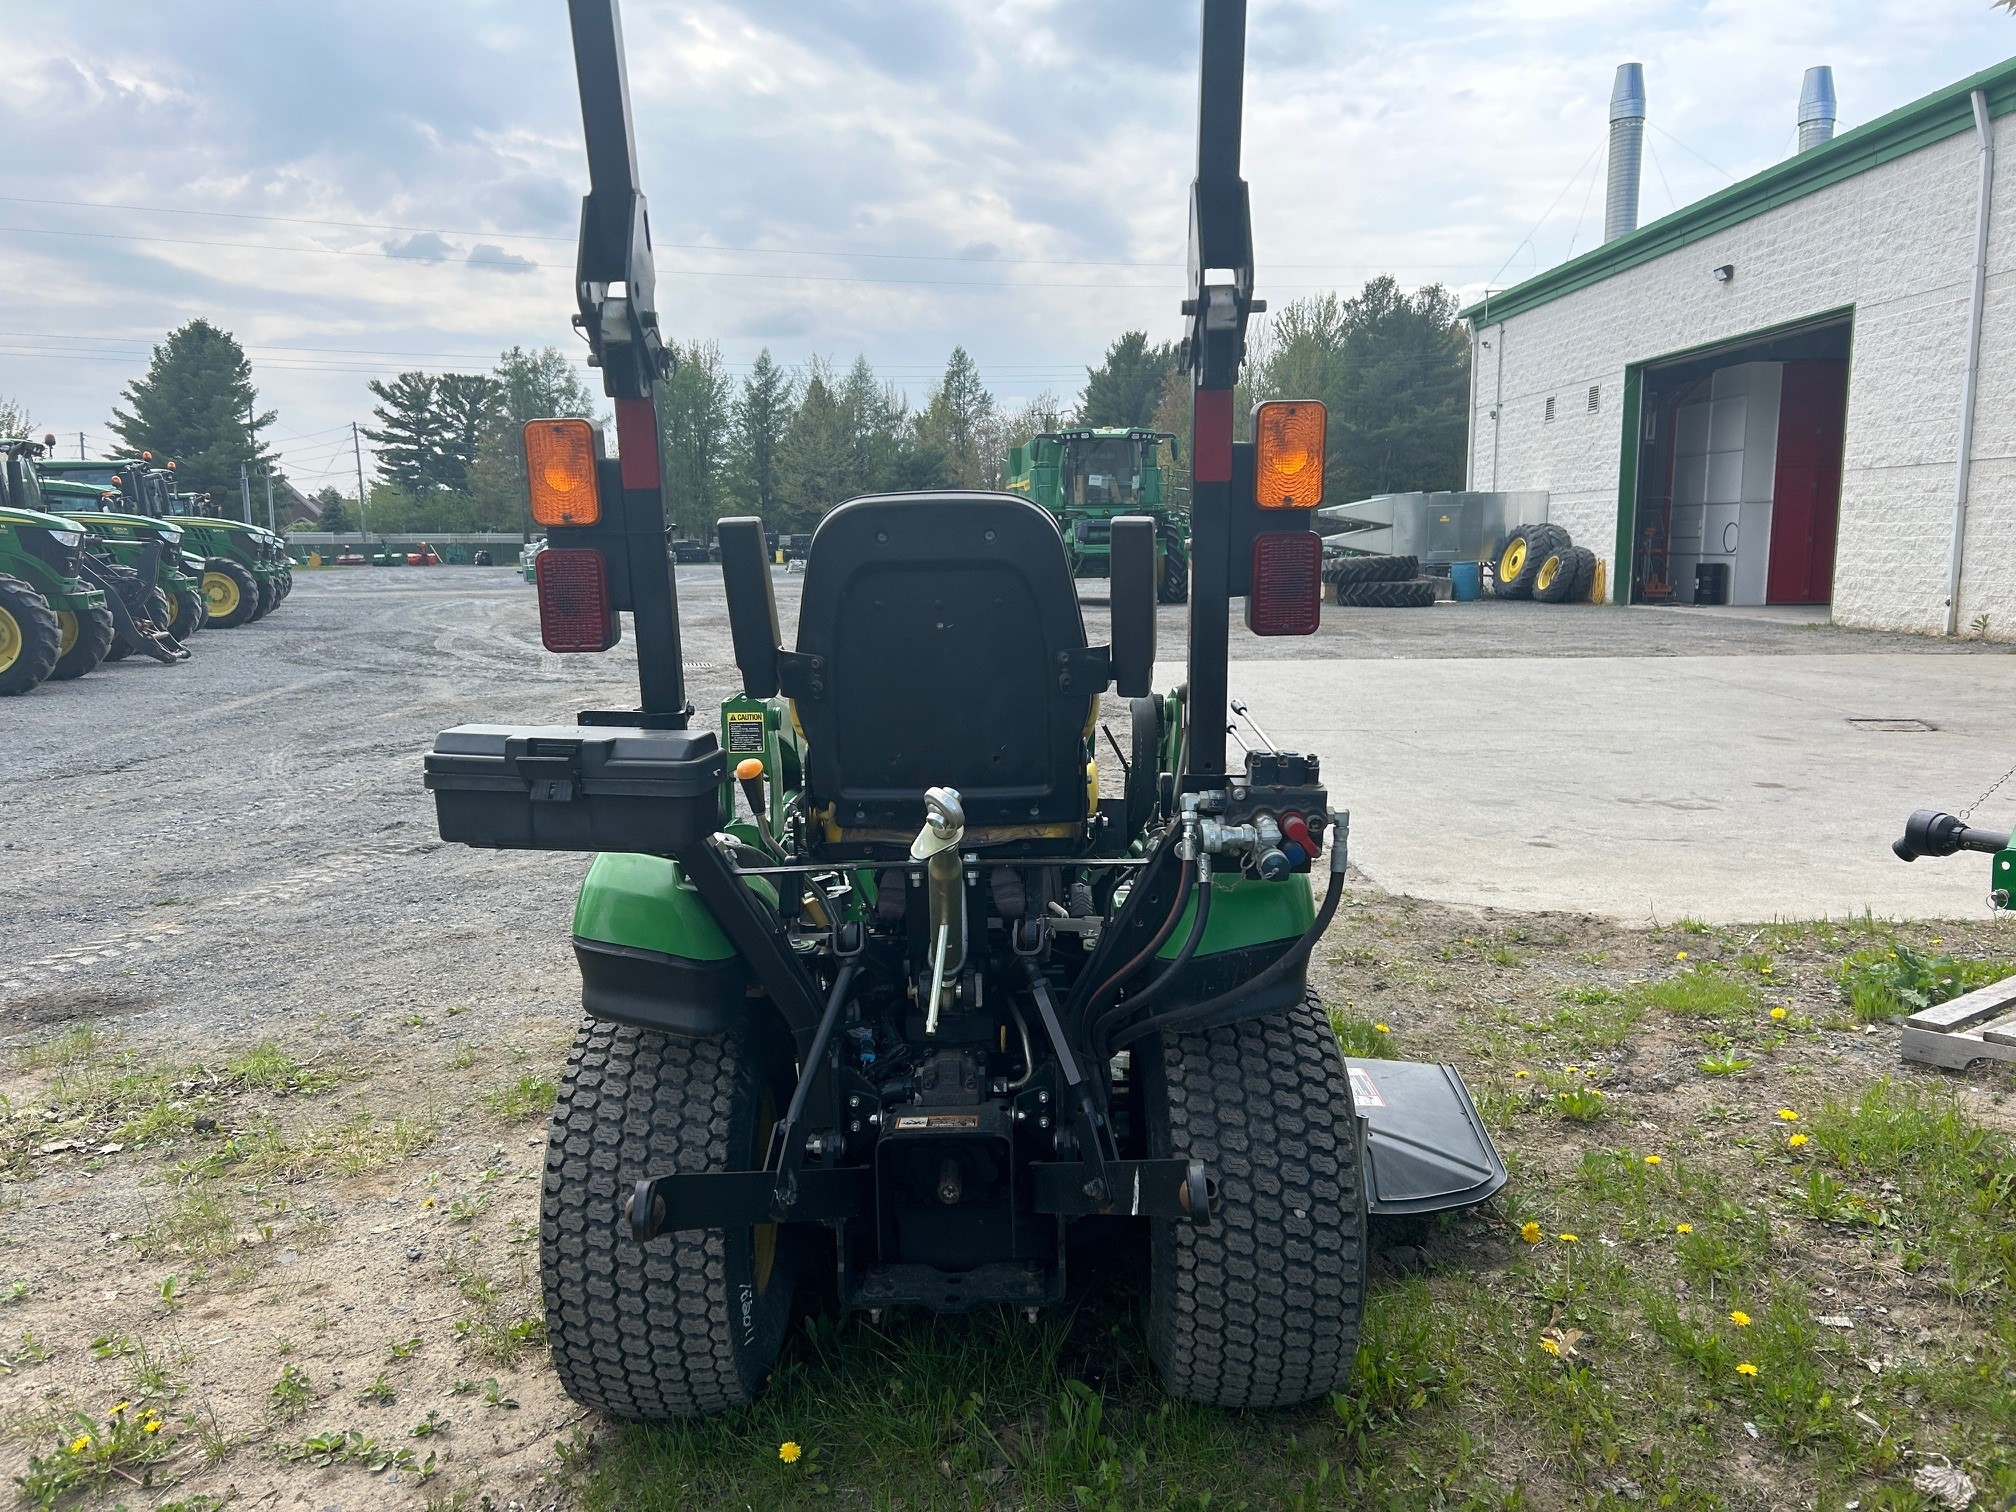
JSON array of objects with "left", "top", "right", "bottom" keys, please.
[
  {"left": 536, "top": 548, "right": 621, "bottom": 652},
  {"left": 1246, "top": 531, "right": 1322, "bottom": 636}
]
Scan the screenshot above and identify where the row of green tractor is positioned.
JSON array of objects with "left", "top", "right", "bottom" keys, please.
[{"left": 0, "top": 437, "right": 293, "bottom": 696}]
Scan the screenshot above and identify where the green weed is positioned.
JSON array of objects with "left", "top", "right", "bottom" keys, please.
[
  {"left": 1838, "top": 941, "right": 2016, "bottom": 1022},
  {"left": 1627, "top": 965, "right": 1759, "bottom": 1019},
  {"left": 482, "top": 1074, "right": 557, "bottom": 1122}
]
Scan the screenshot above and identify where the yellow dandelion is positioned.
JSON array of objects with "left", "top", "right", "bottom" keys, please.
[
  {"left": 143, "top": 1419, "right": 162, "bottom": 1435},
  {"left": 779, "top": 1441, "right": 803, "bottom": 1465},
  {"left": 1538, "top": 1336, "right": 1561, "bottom": 1356},
  {"left": 1789, "top": 1132, "right": 1809, "bottom": 1148},
  {"left": 1519, "top": 1221, "right": 1542, "bottom": 1244},
  {"left": 1729, "top": 1310, "right": 1752, "bottom": 1327},
  {"left": 1643, "top": 1154, "right": 1662, "bottom": 1166},
  {"left": 1514, "top": 1069, "right": 1530, "bottom": 1079},
  {"left": 1735, "top": 1362, "right": 1759, "bottom": 1377},
  {"left": 1675, "top": 1223, "right": 1693, "bottom": 1234},
  {"left": 1676, "top": 951, "right": 1689, "bottom": 961},
  {"left": 1930, "top": 937, "right": 1944, "bottom": 947},
  {"left": 110, "top": 1401, "right": 130, "bottom": 1416},
  {"left": 1374, "top": 1023, "right": 1391, "bottom": 1034},
  {"left": 423, "top": 1196, "right": 436, "bottom": 1209},
  {"left": 1760, "top": 964, "right": 1773, "bottom": 974},
  {"left": 1558, "top": 1233, "right": 1579, "bottom": 1244},
  {"left": 1776, "top": 1109, "right": 1800, "bottom": 1122},
  {"left": 1565, "top": 1064, "right": 1578, "bottom": 1073},
  {"left": 1770, "top": 1007, "right": 1787, "bottom": 1021},
  {"left": 68, "top": 1435, "right": 91, "bottom": 1454}
]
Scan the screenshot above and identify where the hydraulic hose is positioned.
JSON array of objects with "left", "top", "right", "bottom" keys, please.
[
  {"left": 1110, "top": 865, "right": 1345, "bottom": 1055},
  {"left": 1075, "top": 857, "right": 1194, "bottom": 1033},
  {"left": 1090, "top": 869, "right": 1213, "bottom": 1062}
]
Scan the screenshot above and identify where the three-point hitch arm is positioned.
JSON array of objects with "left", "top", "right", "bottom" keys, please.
[{"left": 561, "top": 0, "right": 689, "bottom": 724}]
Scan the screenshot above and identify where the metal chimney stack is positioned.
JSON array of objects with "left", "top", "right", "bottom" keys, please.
[
  {"left": 1798, "top": 66, "right": 1837, "bottom": 152},
  {"left": 1605, "top": 63, "right": 1646, "bottom": 243}
]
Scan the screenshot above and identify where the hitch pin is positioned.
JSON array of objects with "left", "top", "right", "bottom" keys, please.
[{"left": 1228, "top": 698, "right": 1278, "bottom": 751}]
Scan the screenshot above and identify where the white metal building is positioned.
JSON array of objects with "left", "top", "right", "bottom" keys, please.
[{"left": 1461, "top": 57, "right": 2016, "bottom": 633}]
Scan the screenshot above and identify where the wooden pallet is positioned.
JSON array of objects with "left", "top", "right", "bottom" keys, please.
[{"left": 1900, "top": 977, "right": 2016, "bottom": 1069}]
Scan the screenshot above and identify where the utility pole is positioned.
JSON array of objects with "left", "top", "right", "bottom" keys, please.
[
  {"left": 352, "top": 421, "right": 370, "bottom": 538},
  {"left": 264, "top": 468, "right": 275, "bottom": 532},
  {"left": 239, "top": 461, "right": 252, "bottom": 524},
  {"left": 77, "top": 431, "right": 84, "bottom": 460}
]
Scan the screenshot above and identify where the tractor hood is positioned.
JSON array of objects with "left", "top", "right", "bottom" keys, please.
[
  {"left": 0, "top": 503, "right": 88, "bottom": 539},
  {"left": 55, "top": 511, "right": 184, "bottom": 546}
]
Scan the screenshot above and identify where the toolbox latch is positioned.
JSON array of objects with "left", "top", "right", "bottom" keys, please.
[{"left": 513, "top": 739, "right": 583, "bottom": 803}]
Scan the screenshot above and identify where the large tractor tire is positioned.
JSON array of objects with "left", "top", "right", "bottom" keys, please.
[
  {"left": 1323, "top": 553, "right": 1417, "bottom": 587},
  {"left": 164, "top": 586, "right": 207, "bottom": 639},
  {"left": 0, "top": 575, "right": 61, "bottom": 695},
  {"left": 1143, "top": 992, "right": 1367, "bottom": 1409},
  {"left": 1158, "top": 546, "right": 1189, "bottom": 605},
  {"left": 50, "top": 607, "right": 115, "bottom": 681},
  {"left": 248, "top": 574, "right": 278, "bottom": 622},
  {"left": 1533, "top": 543, "right": 1581, "bottom": 603},
  {"left": 1333, "top": 578, "right": 1437, "bottom": 608},
  {"left": 202, "top": 560, "right": 260, "bottom": 628},
  {"left": 1568, "top": 547, "right": 1599, "bottom": 604},
  {"left": 1493, "top": 524, "right": 1569, "bottom": 599},
  {"left": 543, "top": 1018, "right": 800, "bottom": 1421},
  {"left": 277, "top": 566, "right": 294, "bottom": 600}
]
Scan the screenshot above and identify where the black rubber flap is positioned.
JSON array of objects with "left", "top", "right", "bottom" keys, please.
[{"left": 1345, "top": 1058, "right": 1508, "bottom": 1216}]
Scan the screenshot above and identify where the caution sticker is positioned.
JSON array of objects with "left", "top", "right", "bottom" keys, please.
[
  {"left": 725, "top": 710, "right": 766, "bottom": 753},
  {"left": 1348, "top": 1065, "right": 1386, "bottom": 1109},
  {"left": 893, "top": 1113, "right": 981, "bottom": 1132}
]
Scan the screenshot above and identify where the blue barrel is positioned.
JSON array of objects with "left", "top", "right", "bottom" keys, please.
[{"left": 1450, "top": 561, "right": 1482, "bottom": 601}]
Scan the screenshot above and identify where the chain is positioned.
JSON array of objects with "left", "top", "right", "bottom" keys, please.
[{"left": 1961, "top": 757, "right": 2016, "bottom": 820}]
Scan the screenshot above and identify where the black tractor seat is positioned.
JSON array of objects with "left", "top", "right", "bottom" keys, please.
[{"left": 774, "top": 492, "right": 1111, "bottom": 855}]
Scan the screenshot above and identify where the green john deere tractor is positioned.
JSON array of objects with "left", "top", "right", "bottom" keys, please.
[
  {"left": 1006, "top": 427, "right": 1190, "bottom": 602},
  {"left": 36, "top": 474, "right": 210, "bottom": 646},
  {"left": 421, "top": 0, "right": 1504, "bottom": 1423},
  {"left": 0, "top": 439, "right": 191, "bottom": 691}
]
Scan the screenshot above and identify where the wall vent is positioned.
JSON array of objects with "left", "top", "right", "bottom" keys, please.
[
  {"left": 1587, "top": 384, "right": 1601, "bottom": 412},
  {"left": 1544, "top": 396, "right": 1556, "bottom": 424}
]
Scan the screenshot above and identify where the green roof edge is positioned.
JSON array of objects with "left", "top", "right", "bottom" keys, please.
[{"left": 1459, "top": 53, "right": 2016, "bottom": 326}]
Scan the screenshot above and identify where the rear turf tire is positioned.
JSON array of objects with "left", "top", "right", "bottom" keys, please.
[
  {"left": 542, "top": 1017, "right": 798, "bottom": 1421},
  {"left": 50, "top": 607, "right": 114, "bottom": 681},
  {"left": 1143, "top": 993, "right": 1367, "bottom": 1409},
  {"left": 202, "top": 560, "right": 259, "bottom": 628},
  {"left": 0, "top": 574, "right": 60, "bottom": 695}
]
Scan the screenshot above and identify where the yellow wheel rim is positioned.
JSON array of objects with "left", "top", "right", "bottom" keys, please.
[
  {"left": 164, "top": 594, "right": 180, "bottom": 629},
  {"left": 752, "top": 1090, "right": 778, "bottom": 1296},
  {"left": 0, "top": 605, "right": 19, "bottom": 673},
  {"left": 57, "top": 610, "right": 77, "bottom": 657},
  {"left": 1499, "top": 539, "right": 1527, "bottom": 581},
  {"left": 1536, "top": 555, "right": 1561, "bottom": 592},
  {"left": 203, "top": 571, "right": 241, "bottom": 616}
]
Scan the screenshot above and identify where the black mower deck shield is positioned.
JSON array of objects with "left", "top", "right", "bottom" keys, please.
[{"left": 1346, "top": 1057, "right": 1508, "bottom": 1216}]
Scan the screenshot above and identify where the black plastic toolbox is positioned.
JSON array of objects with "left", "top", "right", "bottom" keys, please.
[{"left": 424, "top": 724, "right": 724, "bottom": 854}]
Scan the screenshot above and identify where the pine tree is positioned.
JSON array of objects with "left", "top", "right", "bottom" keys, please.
[
  {"left": 777, "top": 360, "right": 852, "bottom": 530},
  {"left": 916, "top": 346, "right": 995, "bottom": 488},
  {"left": 659, "top": 340, "right": 735, "bottom": 536},
  {"left": 312, "top": 484, "right": 353, "bottom": 534},
  {"left": 108, "top": 319, "right": 277, "bottom": 496},
  {"left": 729, "top": 349, "right": 794, "bottom": 523},
  {"left": 1078, "top": 331, "right": 1180, "bottom": 429},
  {"left": 362, "top": 372, "right": 441, "bottom": 492},
  {"left": 433, "top": 372, "right": 502, "bottom": 492}
]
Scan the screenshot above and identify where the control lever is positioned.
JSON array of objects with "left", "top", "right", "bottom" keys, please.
[{"left": 1229, "top": 698, "right": 1279, "bottom": 751}]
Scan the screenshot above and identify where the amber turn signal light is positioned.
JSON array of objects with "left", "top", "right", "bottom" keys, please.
[
  {"left": 525, "top": 419, "right": 602, "bottom": 527},
  {"left": 1253, "top": 400, "right": 1326, "bottom": 510}
]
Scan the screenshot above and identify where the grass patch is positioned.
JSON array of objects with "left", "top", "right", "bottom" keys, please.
[
  {"left": 1837, "top": 940, "right": 2016, "bottom": 1022},
  {"left": 482, "top": 1074, "right": 557, "bottom": 1122},
  {"left": 1625, "top": 964, "right": 1758, "bottom": 1020},
  {"left": 138, "top": 1186, "right": 234, "bottom": 1260},
  {"left": 1325, "top": 1005, "right": 1398, "bottom": 1059}
]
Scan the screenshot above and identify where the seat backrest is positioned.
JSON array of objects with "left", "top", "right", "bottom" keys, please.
[{"left": 790, "top": 492, "right": 1102, "bottom": 844}]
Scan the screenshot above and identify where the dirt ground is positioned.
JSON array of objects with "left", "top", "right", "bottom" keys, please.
[{"left": 4, "top": 569, "right": 2013, "bottom": 1510}]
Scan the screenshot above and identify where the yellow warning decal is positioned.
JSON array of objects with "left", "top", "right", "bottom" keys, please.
[{"left": 725, "top": 710, "right": 766, "bottom": 754}]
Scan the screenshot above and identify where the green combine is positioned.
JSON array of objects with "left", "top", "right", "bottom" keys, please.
[{"left": 1006, "top": 428, "right": 1189, "bottom": 602}]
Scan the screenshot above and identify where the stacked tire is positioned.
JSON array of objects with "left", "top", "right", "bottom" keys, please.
[
  {"left": 1321, "top": 553, "right": 1437, "bottom": 609},
  {"left": 1492, "top": 524, "right": 1598, "bottom": 604}
]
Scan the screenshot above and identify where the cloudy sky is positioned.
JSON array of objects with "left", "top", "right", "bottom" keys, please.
[{"left": 1, "top": 0, "right": 2006, "bottom": 494}]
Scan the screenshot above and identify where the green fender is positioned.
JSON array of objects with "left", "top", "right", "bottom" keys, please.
[
  {"left": 1157, "top": 870, "right": 1315, "bottom": 958},
  {"left": 572, "top": 851, "right": 777, "bottom": 960}
]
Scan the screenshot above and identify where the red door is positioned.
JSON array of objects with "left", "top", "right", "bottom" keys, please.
[{"left": 1768, "top": 361, "right": 1848, "bottom": 604}]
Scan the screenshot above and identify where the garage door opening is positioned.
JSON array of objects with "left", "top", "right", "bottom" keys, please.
[{"left": 1623, "top": 314, "right": 1852, "bottom": 608}]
